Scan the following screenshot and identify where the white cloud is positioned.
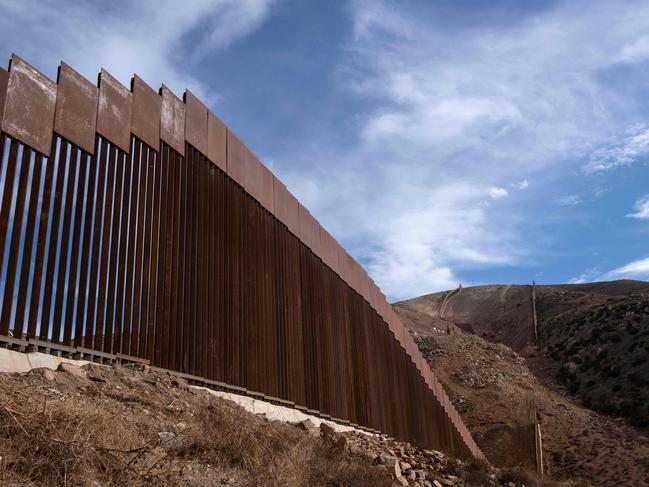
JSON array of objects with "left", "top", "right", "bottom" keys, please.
[
  {"left": 626, "top": 194, "right": 649, "bottom": 219},
  {"left": 512, "top": 180, "right": 529, "bottom": 190},
  {"left": 362, "top": 183, "right": 517, "bottom": 300},
  {"left": 0, "top": 0, "right": 278, "bottom": 102},
  {"left": 567, "top": 277, "right": 587, "bottom": 284},
  {"left": 617, "top": 36, "right": 649, "bottom": 64},
  {"left": 279, "top": 0, "right": 649, "bottom": 300},
  {"left": 583, "top": 124, "right": 649, "bottom": 174},
  {"left": 488, "top": 187, "right": 509, "bottom": 200},
  {"left": 556, "top": 194, "right": 582, "bottom": 206},
  {"left": 602, "top": 257, "right": 649, "bottom": 280},
  {"left": 567, "top": 267, "right": 601, "bottom": 284}
]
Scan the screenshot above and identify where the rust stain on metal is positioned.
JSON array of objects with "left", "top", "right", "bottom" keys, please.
[
  {"left": 2, "top": 55, "right": 56, "bottom": 155},
  {"left": 54, "top": 62, "right": 98, "bottom": 154},
  {"left": 131, "top": 75, "right": 161, "bottom": 150},
  {"left": 97, "top": 69, "right": 132, "bottom": 153},
  {"left": 207, "top": 111, "right": 226, "bottom": 171},
  {"left": 160, "top": 84, "right": 185, "bottom": 155},
  {"left": 185, "top": 90, "right": 208, "bottom": 155}
]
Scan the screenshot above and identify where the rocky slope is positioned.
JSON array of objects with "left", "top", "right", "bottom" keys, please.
[
  {"left": 0, "top": 361, "right": 565, "bottom": 487},
  {"left": 395, "top": 281, "right": 649, "bottom": 487}
]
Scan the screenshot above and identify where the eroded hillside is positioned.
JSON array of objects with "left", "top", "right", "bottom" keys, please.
[
  {"left": 0, "top": 360, "right": 567, "bottom": 487},
  {"left": 395, "top": 280, "right": 649, "bottom": 487}
]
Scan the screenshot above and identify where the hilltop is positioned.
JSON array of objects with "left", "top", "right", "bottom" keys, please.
[{"left": 394, "top": 280, "right": 649, "bottom": 487}]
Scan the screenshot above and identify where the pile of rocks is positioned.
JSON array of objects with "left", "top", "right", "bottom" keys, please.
[{"left": 341, "top": 428, "right": 498, "bottom": 487}]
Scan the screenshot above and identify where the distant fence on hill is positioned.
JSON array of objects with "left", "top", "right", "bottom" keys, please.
[{"left": 0, "top": 54, "right": 483, "bottom": 459}]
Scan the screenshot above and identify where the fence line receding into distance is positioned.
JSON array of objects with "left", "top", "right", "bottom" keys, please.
[{"left": 0, "top": 54, "right": 483, "bottom": 460}]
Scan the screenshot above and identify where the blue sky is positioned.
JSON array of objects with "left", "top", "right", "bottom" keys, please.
[{"left": 1, "top": 0, "right": 648, "bottom": 300}]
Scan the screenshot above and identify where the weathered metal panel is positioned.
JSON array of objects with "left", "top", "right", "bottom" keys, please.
[
  {"left": 353, "top": 261, "right": 365, "bottom": 298},
  {"left": 0, "top": 67, "right": 9, "bottom": 127},
  {"left": 207, "top": 111, "right": 226, "bottom": 171},
  {"left": 258, "top": 161, "right": 275, "bottom": 213},
  {"left": 359, "top": 272, "right": 373, "bottom": 307},
  {"left": 97, "top": 69, "right": 132, "bottom": 153},
  {"left": 0, "top": 54, "right": 484, "bottom": 461},
  {"left": 359, "top": 268, "right": 371, "bottom": 305},
  {"left": 244, "top": 154, "right": 274, "bottom": 213},
  {"left": 347, "top": 258, "right": 360, "bottom": 294},
  {"left": 369, "top": 283, "right": 379, "bottom": 314},
  {"left": 185, "top": 90, "right": 208, "bottom": 155},
  {"left": 378, "top": 290, "right": 389, "bottom": 321},
  {"left": 2, "top": 55, "right": 56, "bottom": 155},
  {"left": 160, "top": 85, "right": 185, "bottom": 155},
  {"left": 337, "top": 246, "right": 352, "bottom": 285},
  {"left": 226, "top": 129, "right": 246, "bottom": 186},
  {"left": 319, "top": 227, "right": 339, "bottom": 274},
  {"left": 54, "top": 62, "right": 98, "bottom": 154},
  {"left": 131, "top": 75, "right": 161, "bottom": 149},
  {"left": 298, "top": 204, "right": 321, "bottom": 254},
  {"left": 273, "top": 177, "right": 299, "bottom": 235},
  {"left": 393, "top": 315, "right": 406, "bottom": 344}
]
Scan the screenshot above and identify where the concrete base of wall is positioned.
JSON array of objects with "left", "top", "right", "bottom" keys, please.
[
  {"left": 0, "top": 347, "right": 91, "bottom": 373},
  {"left": 0, "top": 347, "right": 372, "bottom": 437},
  {"left": 193, "top": 385, "right": 372, "bottom": 435}
]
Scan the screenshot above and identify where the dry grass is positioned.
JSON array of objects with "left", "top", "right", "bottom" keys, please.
[
  {"left": 174, "top": 400, "right": 390, "bottom": 486},
  {"left": 0, "top": 379, "right": 174, "bottom": 486},
  {"left": 0, "top": 366, "right": 390, "bottom": 487}
]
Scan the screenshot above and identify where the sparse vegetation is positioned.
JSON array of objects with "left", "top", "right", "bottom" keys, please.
[
  {"left": 540, "top": 294, "right": 649, "bottom": 428},
  {"left": 396, "top": 280, "right": 649, "bottom": 487},
  {"left": 0, "top": 365, "right": 390, "bottom": 487}
]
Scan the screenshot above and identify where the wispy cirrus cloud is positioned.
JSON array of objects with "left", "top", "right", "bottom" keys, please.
[
  {"left": 488, "top": 187, "right": 509, "bottom": 200},
  {"left": 626, "top": 194, "right": 649, "bottom": 219},
  {"left": 281, "top": 0, "right": 649, "bottom": 299},
  {"left": 602, "top": 257, "right": 649, "bottom": 280},
  {"left": 556, "top": 195, "right": 583, "bottom": 207},
  {"left": 0, "top": 0, "right": 278, "bottom": 101},
  {"left": 616, "top": 36, "right": 649, "bottom": 64},
  {"left": 512, "top": 180, "right": 529, "bottom": 190},
  {"left": 583, "top": 124, "right": 649, "bottom": 174}
]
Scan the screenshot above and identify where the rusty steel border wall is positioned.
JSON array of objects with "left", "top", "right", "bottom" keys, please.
[{"left": 0, "top": 54, "right": 483, "bottom": 460}]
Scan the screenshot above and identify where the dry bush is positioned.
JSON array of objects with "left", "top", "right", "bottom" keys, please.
[
  {"left": 0, "top": 368, "right": 390, "bottom": 487},
  {"left": 0, "top": 377, "right": 177, "bottom": 486},
  {"left": 462, "top": 458, "right": 493, "bottom": 486},
  {"left": 499, "top": 467, "right": 567, "bottom": 487},
  {"left": 175, "top": 401, "right": 391, "bottom": 487}
]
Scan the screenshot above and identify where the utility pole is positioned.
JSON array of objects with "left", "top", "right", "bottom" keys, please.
[{"left": 531, "top": 280, "right": 538, "bottom": 344}]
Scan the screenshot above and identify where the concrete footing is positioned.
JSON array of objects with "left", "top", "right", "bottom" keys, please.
[
  {"left": 0, "top": 347, "right": 91, "bottom": 373},
  {"left": 0, "top": 347, "right": 372, "bottom": 437}
]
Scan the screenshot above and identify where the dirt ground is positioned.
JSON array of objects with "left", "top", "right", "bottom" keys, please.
[
  {"left": 0, "top": 361, "right": 560, "bottom": 487},
  {"left": 395, "top": 281, "right": 649, "bottom": 487}
]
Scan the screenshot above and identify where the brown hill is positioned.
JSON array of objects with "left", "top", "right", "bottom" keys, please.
[
  {"left": 394, "top": 284, "right": 536, "bottom": 351},
  {"left": 394, "top": 280, "right": 649, "bottom": 487},
  {"left": 394, "top": 280, "right": 649, "bottom": 352}
]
